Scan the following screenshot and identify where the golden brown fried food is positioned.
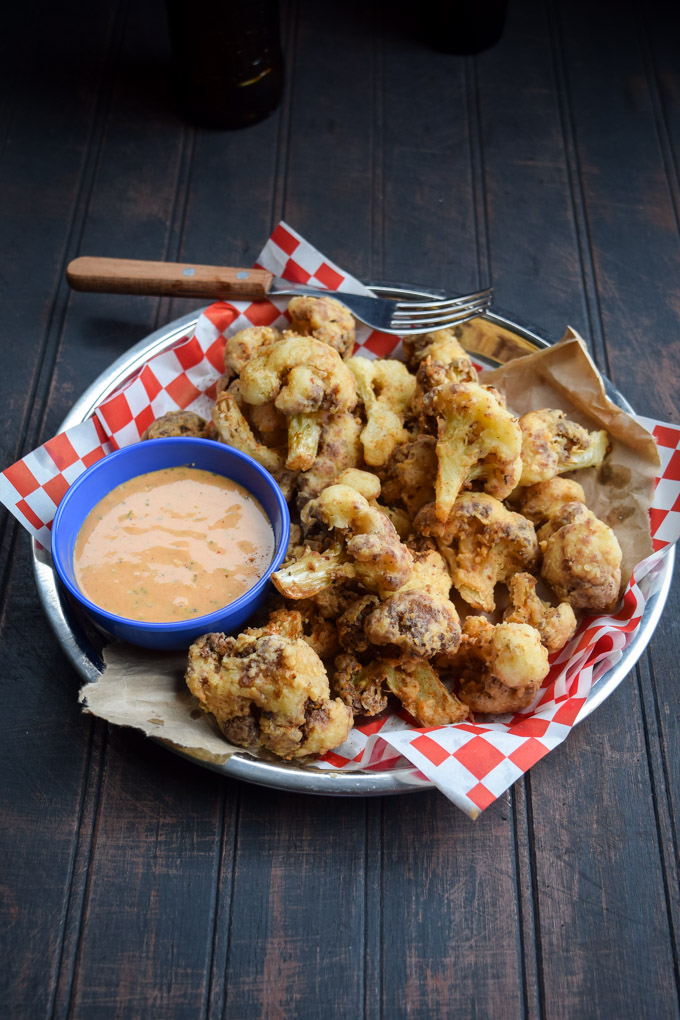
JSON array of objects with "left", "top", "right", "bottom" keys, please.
[
  {"left": 384, "top": 656, "right": 469, "bottom": 725},
  {"left": 416, "top": 492, "right": 539, "bottom": 612},
  {"left": 141, "top": 410, "right": 214, "bottom": 441},
  {"left": 363, "top": 545, "right": 461, "bottom": 659},
  {"left": 185, "top": 611, "right": 352, "bottom": 760},
  {"left": 239, "top": 335, "right": 357, "bottom": 470},
  {"left": 404, "top": 328, "right": 477, "bottom": 414},
  {"left": 223, "top": 325, "right": 282, "bottom": 382},
  {"left": 302, "top": 483, "right": 414, "bottom": 595},
  {"left": 538, "top": 502, "right": 622, "bottom": 612},
  {"left": 513, "top": 476, "right": 586, "bottom": 525},
  {"left": 421, "top": 381, "right": 523, "bottom": 522},
  {"left": 518, "top": 408, "right": 609, "bottom": 487},
  {"left": 332, "top": 653, "right": 389, "bottom": 717},
  {"left": 336, "top": 593, "right": 381, "bottom": 656},
  {"left": 347, "top": 356, "right": 417, "bottom": 467},
  {"left": 211, "top": 390, "right": 297, "bottom": 501},
  {"left": 451, "top": 617, "right": 549, "bottom": 714},
  {"left": 379, "top": 433, "right": 438, "bottom": 518},
  {"left": 295, "top": 411, "right": 364, "bottom": 509},
  {"left": 332, "top": 654, "right": 467, "bottom": 726},
  {"left": 287, "top": 294, "right": 356, "bottom": 358},
  {"left": 503, "top": 572, "right": 577, "bottom": 654}
]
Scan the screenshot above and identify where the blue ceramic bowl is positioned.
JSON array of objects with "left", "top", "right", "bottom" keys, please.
[{"left": 51, "top": 437, "right": 290, "bottom": 650}]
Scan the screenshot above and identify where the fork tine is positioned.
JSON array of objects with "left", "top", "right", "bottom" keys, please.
[
  {"left": 391, "top": 297, "right": 490, "bottom": 324},
  {"left": 391, "top": 301, "right": 491, "bottom": 334},
  {"left": 391, "top": 296, "right": 491, "bottom": 329},
  {"left": 393, "top": 287, "right": 492, "bottom": 311}
]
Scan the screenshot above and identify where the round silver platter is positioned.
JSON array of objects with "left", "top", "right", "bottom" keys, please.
[{"left": 32, "top": 286, "right": 676, "bottom": 797}]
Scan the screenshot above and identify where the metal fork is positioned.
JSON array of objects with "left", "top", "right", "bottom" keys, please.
[{"left": 66, "top": 257, "right": 492, "bottom": 335}]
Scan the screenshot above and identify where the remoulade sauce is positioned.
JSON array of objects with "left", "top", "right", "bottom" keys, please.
[{"left": 74, "top": 466, "right": 275, "bottom": 622}]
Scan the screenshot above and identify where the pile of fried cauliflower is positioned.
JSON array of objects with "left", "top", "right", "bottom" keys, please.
[{"left": 144, "top": 294, "right": 623, "bottom": 762}]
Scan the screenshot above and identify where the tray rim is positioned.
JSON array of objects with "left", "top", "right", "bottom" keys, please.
[{"left": 32, "top": 291, "right": 676, "bottom": 797}]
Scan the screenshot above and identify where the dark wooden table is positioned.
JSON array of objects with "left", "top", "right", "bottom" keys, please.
[{"left": 2, "top": 0, "right": 679, "bottom": 1016}]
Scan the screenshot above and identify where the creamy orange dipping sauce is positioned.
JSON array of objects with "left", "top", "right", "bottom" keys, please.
[{"left": 74, "top": 466, "right": 275, "bottom": 623}]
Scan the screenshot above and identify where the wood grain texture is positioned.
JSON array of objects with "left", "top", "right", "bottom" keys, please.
[{"left": 0, "top": 0, "right": 679, "bottom": 1017}]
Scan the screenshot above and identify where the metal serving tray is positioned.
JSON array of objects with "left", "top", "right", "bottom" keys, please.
[{"left": 32, "top": 287, "right": 676, "bottom": 796}]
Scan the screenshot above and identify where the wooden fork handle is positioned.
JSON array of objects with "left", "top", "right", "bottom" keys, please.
[{"left": 66, "top": 257, "right": 274, "bottom": 300}]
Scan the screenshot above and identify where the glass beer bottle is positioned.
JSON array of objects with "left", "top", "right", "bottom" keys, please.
[{"left": 165, "top": 0, "right": 284, "bottom": 129}]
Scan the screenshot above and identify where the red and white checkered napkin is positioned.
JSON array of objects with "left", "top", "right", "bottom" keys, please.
[{"left": 1, "top": 221, "right": 679, "bottom": 817}]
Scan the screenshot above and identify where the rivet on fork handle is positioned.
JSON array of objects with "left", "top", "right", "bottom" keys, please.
[{"left": 66, "top": 257, "right": 274, "bottom": 300}]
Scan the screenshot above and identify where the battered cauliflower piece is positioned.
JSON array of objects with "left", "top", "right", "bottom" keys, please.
[
  {"left": 223, "top": 325, "right": 281, "bottom": 382},
  {"left": 452, "top": 617, "right": 549, "bottom": 715},
  {"left": 211, "top": 390, "right": 297, "bottom": 500},
  {"left": 141, "top": 410, "right": 214, "bottom": 441},
  {"left": 295, "top": 411, "right": 363, "bottom": 509},
  {"left": 333, "top": 655, "right": 468, "bottom": 726},
  {"left": 421, "top": 381, "right": 523, "bottom": 522},
  {"left": 415, "top": 492, "right": 539, "bottom": 612},
  {"left": 384, "top": 657, "right": 469, "bottom": 725},
  {"left": 239, "top": 335, "right": 357, "bottom": 471},
  {"left": 513, "top": 476, "right": 586, "bottom": 526},
  {"left": 538, "top": 502, "right": 622, "bottom": 612},
  {"left": 287, "top": 294, "right": 356, "bottom": 358},
  {"left": 302, "top": 483, "right": 414, "bottom": 596},
  {"left": 335, "top": 467, "right": 382, "bottom": 501},
  {"left": 336, "top": 594, "right": 381, "bottom": 656},
  {"left": 332, "top": 653, "right": 389, "bottom": 717},
  {"left": 363, "top": 545, "right": 461, "bottom": 659},
  {"left": 212, "top": 390, "right": 283, "bottom": 475},
  {"left": 518, "top": 408, "right": 609, "bottom": 486},
  {"left": 380, "top": 434, "right": 437, "bottom": 518},
  {"left": 503, "top": 572, "right": 578, "bottom": 654},
  {"left": 404, "top": 328, "right": 477, "bottom": 414},
  {"left": 271, "top": 537, "right": 354, "bottom": 600},
  {"left": 347, "top": 356, "right": 417, "bottom": 467},
  {"left": 185, "top": 613, "right": 353, "bottom": 760}
]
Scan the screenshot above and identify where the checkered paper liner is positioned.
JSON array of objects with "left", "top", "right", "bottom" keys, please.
[{"left": 2, "top": 222, "right": 679, "bottom": 818}]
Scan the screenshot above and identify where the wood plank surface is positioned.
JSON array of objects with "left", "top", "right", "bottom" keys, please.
[{"left": 0, "top": 0, "right": 678, "bottom": 1017}]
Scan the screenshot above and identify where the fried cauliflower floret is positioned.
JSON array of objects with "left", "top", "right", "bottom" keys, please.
[
  {"left": 451, "top": 617, "right": 549, "bottom": 715},
  {"left": 185, "top": 615, "right": 353, "bottom": 760},
  {"left": 422, "top": 381, "right": 523, "bottom": 522},
  {"left": 295, "top": 411, "right": 364, "bottom": 509},
  {"left": 538, "top": 502, "right": 622, "bottom": 612},
  {"left": 271, "top": 537, "right": 354, "bottom": 600},
  {"left": 302, "top": 483, "right": 414, "bottom": 596},
  {"left": 513, "top": 477, "right": 586, "bottom": 525},
  {"left": 380, "top": 434, "right": 438, "bottom": 518},
  {"left": 503, "top": 572, "right": 578, "bottom": 654},
  {"left": 335, "top": 467, "right": 382, "bottom": 501},
  {"left": 336, "top": 594, "right": 381, "bottom": 656},
  {"left": 384, "top": 657, "right": 469, "bottom": 725},
  {"left": 211, "top": 390, "right": 297, "bottom": 501},
  {"left": 141, "top": 410, "right": 215, "bottom": 441},
  {"left": 363, "top": 545, "right": 461, "bottom": 659},
  {"left": 347, "top": 356, "right": 417, "bottom": 467},
  {"left": 518, "top": 408, "right": 609, "bottom": 486},
  {"left": 287, "top": 294, "right": 356, "bottom": 358},
  {"left": 239, "top": 335, "right": 357, "bottom": 470},
  {"left": 415, "top": 492, "right": 539, "bottom": 612},
  {"left": 332, "top": 655, "right": 468, "bottom": 726},
  {"left": 404, "top": 328, "right": 477, "bottom": 414},
  {"left": 332, "top": 653, "right": 389, "bottom": 717},
  {"left": 223, "top": 325, "right": 281, "bottom": 382}
]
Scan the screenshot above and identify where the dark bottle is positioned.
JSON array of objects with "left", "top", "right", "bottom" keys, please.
[
  {"left": 165, "top": 0, "right": 284, "bottom": 129},
  {"left": 419, "top": 0, "right": 508, "bottom": 55}
]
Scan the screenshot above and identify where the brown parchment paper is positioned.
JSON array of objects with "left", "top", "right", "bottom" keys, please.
[
  {"left": 78, "top": 327, "right": 661, "bottom": 760},
  {"left": 482, "top": 328, "right": 659, "bottom": 589}
]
